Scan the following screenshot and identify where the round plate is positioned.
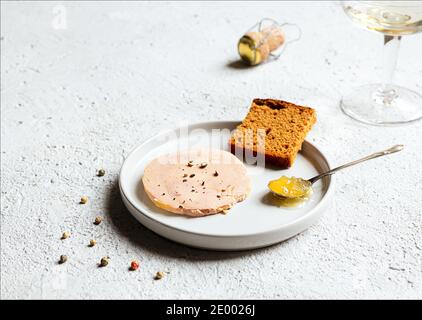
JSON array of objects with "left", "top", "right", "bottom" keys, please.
[{"left": 119, "top": 121, "right": 334, "bottom": 251}]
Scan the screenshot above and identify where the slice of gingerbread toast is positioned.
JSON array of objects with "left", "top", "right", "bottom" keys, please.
[{"left": 229, "top": 98, "right": 316, "bottom": 168}]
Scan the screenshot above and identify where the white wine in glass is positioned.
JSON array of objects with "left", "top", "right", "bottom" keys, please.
[{"left": 341, "top": 1, "right": 422, "bottom": 125}]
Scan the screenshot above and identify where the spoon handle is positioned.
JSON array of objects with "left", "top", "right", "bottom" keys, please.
[{"left": 308, "top": 144, "right": 404, "bottom": 184}]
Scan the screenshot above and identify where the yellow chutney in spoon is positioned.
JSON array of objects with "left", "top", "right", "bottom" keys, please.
[{"left": 268, "top": 145, "right": 404, "bottom": 207}]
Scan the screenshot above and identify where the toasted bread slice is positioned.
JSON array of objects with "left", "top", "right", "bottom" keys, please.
[{"left": 229, "top": 98, "right": 316, "bottom": 168}]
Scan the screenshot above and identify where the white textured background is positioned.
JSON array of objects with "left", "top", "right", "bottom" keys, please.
[{"left": 1, "top": 1, "right": 421, "bottom": 299}]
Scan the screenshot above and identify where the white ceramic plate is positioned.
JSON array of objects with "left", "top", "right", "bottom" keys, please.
[{"left": 119, "top": 121, "right": 333, "bottom": 251}]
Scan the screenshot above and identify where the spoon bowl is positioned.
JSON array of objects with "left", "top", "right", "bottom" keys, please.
[{"left": 268, "top": 176, "right": 312, "bottom": 199}]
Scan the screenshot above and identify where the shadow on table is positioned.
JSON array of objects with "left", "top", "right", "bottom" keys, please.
[
  {"left": 105, "top": 178, "right": 284, "bottom": 261},
  {"left": 225, "top": 59, "right": 254, "bottom": 70}
]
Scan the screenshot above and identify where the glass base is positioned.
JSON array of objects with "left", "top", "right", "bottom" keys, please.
[{"left": 340, "top": 84, "right": 422, "bottom": 126}]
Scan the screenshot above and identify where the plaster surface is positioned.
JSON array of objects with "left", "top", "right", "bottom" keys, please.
[{"left": 1, "top": 1, "right": 421, "bottom": 299}]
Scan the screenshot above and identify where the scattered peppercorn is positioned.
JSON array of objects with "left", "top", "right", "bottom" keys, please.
[
  {"left": 94, "top": 216, "right": 103, "bottom": 225},
  {"left": 130, "top": 261, "right": 139, "bottom": 271},
  {"left": 187, "top": 161, "right": 194, "bottom": 167},
  {"left": 213, "top": 171, "right": 219, "bottom": 177},
  {"left": 61, "top": 231, "right": 70, "bottom": 240},
  {"left": 199, "top": 162, "right": 208, "bottom": 168},
  {"left": 80, "top": 196, "right": 88, "bottom": 204},
  {"left": 189, "top": 173, "right": 195, "bottom": 178},
  {"left": 59, "top": 255, "right": 68, "bottom": 264},
  {"left": 182, "top": 179, "right": 187, "bottom": 182},
  {"left": 155, "top": 271, "right": 165, "bottom": 280},
  {"left": 97, "top": 169, "right": 105, "bottom": 177},
  {"left": 89, "top": 239, "right": 96, "bottom": 247},
  {"left": 100, "top": 256, "right": 109, "bottom": 267},
  {"left": 201, "top": 181, "right": 205, "bottom": 186}
]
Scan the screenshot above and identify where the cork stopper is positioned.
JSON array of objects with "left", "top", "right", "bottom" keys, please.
[{"left": 238, "top": 26, "right": 285, "bottom": 65}]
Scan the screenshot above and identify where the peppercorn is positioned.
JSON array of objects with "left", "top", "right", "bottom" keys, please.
[
  {"left": 155, "top": 271, "right": 165, "bottom": 280},
  {"left": 80, "top": 196, "right": 88, "bottom": 204},
  {"left": 61, "top": 231, "right": 70, "bottom": 240},
  {"left": 100, "top": 256, "right": 109, "bottom": 267},
  {"left": 59, "top": 255, "right": 68, "bottom": 264},
  {"left": 97, "top": 169, "right": 105, "bottom": 177},
  {"left": 130, "top": 261, "right": 139, "bottom": 271},
  {"left": 199, "top": 162, "right": 208, "bottom": 168},
  {"left": 94, "top": 216, "right": 103, "bottom": 225},
  {"left": 89, "top": 239, "right": 96, "bottom": 247}
]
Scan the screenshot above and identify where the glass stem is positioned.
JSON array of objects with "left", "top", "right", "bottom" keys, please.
[{"left": 376, "top": 35, "right": 401, "bottom": 105}]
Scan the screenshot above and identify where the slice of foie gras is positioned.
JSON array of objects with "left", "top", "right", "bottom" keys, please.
[{"left": 142, "top": 149, "right": 251, "bottom": 217}]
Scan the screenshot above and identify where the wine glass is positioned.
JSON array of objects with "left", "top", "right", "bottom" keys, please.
[{"left": 341, "top": 1, "right": 422, "bottom": 125}]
